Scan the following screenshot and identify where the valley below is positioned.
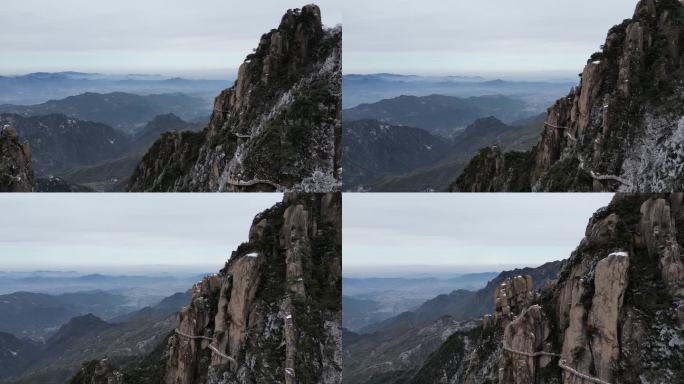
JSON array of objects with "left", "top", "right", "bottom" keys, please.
[
  {"left": 0, "top": 271, "right": 200, "bottom": 384},
  {"left": 341, "top": 78, "right": 566, "bottom": 191},
  {"left": 342, "top": 262, "right": 564, "bottom": 383},
  {"left": 0, "top": 87, "right": 209, "bottom": 192}
]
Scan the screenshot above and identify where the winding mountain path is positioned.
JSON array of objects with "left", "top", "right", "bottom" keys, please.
[
  {"left": 503, "top": 341, "right": 612, "bottom": 384},
  {"left": 174, "top": 329, "right": 237, "bottom": 365}
]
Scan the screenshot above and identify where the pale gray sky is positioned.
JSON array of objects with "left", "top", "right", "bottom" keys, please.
[
  {"left": 1, "top": 1, "right": 640, "bottom": 78},
  {"left": 0, "top": 0, "right": 342, "bottom": 78},
  {"left": 343, "top": 193, "right": 614, "bottom": 277},
  {"left": 0, "top": 194, "right": 282, "bottom": 273},
  {"left": 343, "top": 0, "right": 638, "bottom": 77}
]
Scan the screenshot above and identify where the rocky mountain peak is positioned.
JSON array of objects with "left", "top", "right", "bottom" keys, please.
[
  {"left": 72, "top": 193, "right": 341, "bottom": 384},
  {"left": 454, "top": 0, "right": 684, "bottom": 192},
  {"left": 129, "top": 4, "right": 341, "bottom": 192},
  {"left": 408, "top": 194, "right": 683, "bottom": 383},
  {"left": 495, "top": 194, "right": 684, "bottom": 383},
  {"left": 208, "top": 4, "right": 325, "bottom": 137},
  {"left": 165, "top": 193, "right": 341, "bottom": 384},
  {"left": 0, "top": 123, "right": 34, "bottom": 191},
  {"left": 488, "top": 275, "right": 535, "bottom": 326}
]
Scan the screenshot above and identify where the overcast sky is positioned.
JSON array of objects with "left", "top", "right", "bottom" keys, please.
[
  {"left": 343, "top": 0, "right": 638, "bottom": 77},
  {"left": 344, "top": 193, "right": 614, "bottom": 277},
  {"left": 1, "top": 1, "right": 641, "bottom": 79},
  {"left": 0, "top": 194, "right": 282, "bottom": 274},
  {"left": 0, "top": 0, "right": 342, "bottom": 78}
]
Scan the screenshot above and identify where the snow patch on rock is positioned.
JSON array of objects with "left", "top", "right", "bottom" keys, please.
[{"left": 621, "top": 114, "right": 684, "bottom": 191}]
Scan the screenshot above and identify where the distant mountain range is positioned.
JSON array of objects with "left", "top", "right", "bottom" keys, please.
[
  {"left": 0, "top": 105, "right": 201, "bottom": 190},
  {"left": 110, "top": 291, "right": 191, "bottom": 323},
  {"left": 0, "top": 92, "right": 209, "bottom": 133},
  {"left": 342, "top": 73, "right": 575, "bottom": 109},
  {"left": 344, "top": 94, "right": 534, "bottom": 138},
  {"left": 0, "top": 72, "right": 231, "bottom": 106},
  {"left": 0, "top": 272, "right": 205, "bottom": 305},
  {"left": 0, "top": 290, "right": 189, "bottom": 384},
  {"left": 342, "top": 272, "right": 498, "bottom": 331},
  {"left": 0, "top": 291, "right": 139, "bottom": 340}
]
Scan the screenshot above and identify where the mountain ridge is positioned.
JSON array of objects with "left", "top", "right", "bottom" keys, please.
[
  {"left": 343, "top": 94, "right": 532, "bottom": 138},
  {"left": 346, "top": 115, "right": 543, "bottom": 191},
  {"left": 128, "top": 5, "right": 341, "bottom": 192}
]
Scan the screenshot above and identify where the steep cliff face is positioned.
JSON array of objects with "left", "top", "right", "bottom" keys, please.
[
  {"left": 411, "top": 194, "right": 684, "bottom": 384},
  {"left": 454, "top": 0, "right": 684, "bottom": 192},
  {"left": 492, "top": 275, "right": 535, "bottom": 323},
  {"left": 75, "top": 193, "right": 342, "bottom": 384},
  {"left": 128, "top": 5, "right": 341, "bottom": 192},
  {"left": 0, "top": 124, "right": 34, "bottom": 192},
  {"left": 164, "top": 193, "right": 341, "bottom": 384}
]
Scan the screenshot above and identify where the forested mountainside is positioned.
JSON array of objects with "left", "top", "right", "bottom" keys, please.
[
  {"left": 0, "top": 113, "right": 132, "bottom": 176},
  {"left": 454, "top": 0, "right": 684, "bottom": 192},
  {"left": 0, "top": 112, "right": 200, "bottom": 191},
  {"left": 343, "top": 116, "right": 543, "bottom": 192},
  {"left": 342, "top": 119, "right": 451, "bottom": 190}
]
